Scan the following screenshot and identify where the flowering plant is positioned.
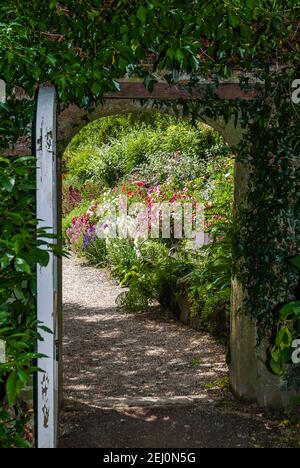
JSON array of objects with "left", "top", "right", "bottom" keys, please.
[{"left": 66, "top": 204, "right": 98, "bottom": 253}]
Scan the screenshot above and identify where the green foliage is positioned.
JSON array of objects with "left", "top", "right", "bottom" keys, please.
[
  {"left": 187, "top": 157, "right": 234, "bottom": 339},
  {"left": 204, "top": 376, "right": 229, "bottom": 391},
  {"left": 111, "top": 240, "right": 183, "bottom": 314},
  {"left": 0, "top": 156, "right": 51, "bottom": 448},
  {"left": 64, "top": 114, "right": 228, "bottom": 191},
  {"left": 0, "top": 406, "right": 32, "bottom": 448},
  {"left": 84, "top": 238, "right": 108, "bottom": 267},
  {"left": 106, "top": 239, "right": 138, "bottom": 279},
  {"left": 269, "top": 256, "right": 300, "bottom": 379},
  {"left": 64, "top": 114, "right": 175, "bottom": 188},
  {"left": 0, "top": 1, "right": 297, "bottom": 105},
  {"left": 66, "top": 112, "right": 176, "bottom": 154},
  {"left": 232, "top": 77, "right": 300, "bottom": 344}
]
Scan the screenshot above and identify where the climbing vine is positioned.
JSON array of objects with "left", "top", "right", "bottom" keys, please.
[{"left": 0, "top": 0, "right": 300, "bottom": 447}]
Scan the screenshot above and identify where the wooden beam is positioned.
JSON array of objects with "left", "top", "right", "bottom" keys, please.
[{"left": 104, "top": 81, "right": 257, "bottom": 100}]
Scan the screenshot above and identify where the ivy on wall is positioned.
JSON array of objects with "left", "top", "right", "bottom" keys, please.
[{"left": 0, "top": 0, "right": 299, "bottom": 447}]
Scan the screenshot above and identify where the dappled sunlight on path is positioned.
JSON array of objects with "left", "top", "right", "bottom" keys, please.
[
  {"left": 62, "top": 257, "right": 227, "bottom": 406},
  {"left": 59, "top": 256, "right": 286, "bottom": 448}
]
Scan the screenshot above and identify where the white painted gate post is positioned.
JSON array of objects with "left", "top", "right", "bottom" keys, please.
[{"left": 36, "top": 85, "right": 58, "bottom": 448}]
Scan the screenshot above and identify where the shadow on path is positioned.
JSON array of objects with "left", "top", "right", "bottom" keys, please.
[{"left": 59, "top": 257, "right": 287, "bottom": 448}]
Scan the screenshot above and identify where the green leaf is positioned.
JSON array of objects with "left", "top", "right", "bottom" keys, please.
[
  {"left": 240, "top": 24, "right": 251, "bottom": 38},
  {"left": 175, "top": 48, "right": 185, "bottom": 62},
  {"left": 31, "top": 247, "right": 49, "bottom": 267},
  {"left": 271, "top": 347, "right": 280, "bottom": 362},
  {"left": 275, "top": 325, "right": 293, "bottom": 350},
  {"left": 280, "top": 301, "right": 300, "bottom": 319},
  {"left": 143, "top": 74, "right": 157, "bottom": 92},
  {"left": 13, "top": 435, "right": 31, "bottom": 449},
  {"left": 275, "top": 326, "right": 292, "bottom": 348},
  {"left": 289, "top": 255, "right": 300, "bottom": 270},
  {"left": 17, "top": 369, "right": 28, "bottom": 386},
  {"left": 246, "top": 0, "right": 256, "bottom": 9},
  {"left": 87, "top": 10, "right": 100, "bottom": 21},
  {"left": 0, "top": 157, "right": 10, "bottom": 164},
  {"left": 1, "top": 175, "right": 15, "bottom": 192},
  {"left": 46, "top": 54, "right": 57, "bottom": 67},
  {"left": 111, "top": 79, "right": 121, "bottom": 92},
  {"left": 91, "top": 82, "right": 101, "bottom": 95},
  {"left": 6, "top": 371, "right": 17, "bottom": 406},
  {"left": 137, "top": 5, "right": 147, "bottom": 23},
  {"left": 270, "top": 356, "right": 283, "bottom": 376},
  {"left": 14, "top": 258, "right": 31, "bottom": 274},
  {"left": 13, "top": 287, "right": 26, "bottom": 301},
  {"left": 49, "top": 0, "right": 57, "bottom": 9},
  {"left": 229, "top": 14, "right": 239, "bottom": 28},
  {"left": 0, "top": 253, "right": 14, "bottom": 269}
]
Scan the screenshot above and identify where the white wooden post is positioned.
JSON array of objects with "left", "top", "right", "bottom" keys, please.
[{"left": 36, "top": 85, "right": 58, "bottom": 448}]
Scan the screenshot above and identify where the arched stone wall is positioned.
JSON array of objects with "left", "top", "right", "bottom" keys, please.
[
  {"left": 57, "top": 98, "right": 291, "bottom": 407},
  {"left": 57, "top": 98, "right": 247, "bottom": 151},
  {"left": 58, "top": 99, "right": 148, "bottom": 153}
]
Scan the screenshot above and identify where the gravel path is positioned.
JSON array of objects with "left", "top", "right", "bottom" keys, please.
[
  {"left": 59, "top": 256, "right": 290, "bottom": 448},
  {"left": 62, "top": 256, "right": 227, "bottom": 404}
]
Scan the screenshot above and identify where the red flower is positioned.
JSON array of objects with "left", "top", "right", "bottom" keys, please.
[
  {"left": 127, "top": 191, "right": 133, "bottom": 197},
  {"left": 137, "top": 180, "right": 145, "bottom": 187}
]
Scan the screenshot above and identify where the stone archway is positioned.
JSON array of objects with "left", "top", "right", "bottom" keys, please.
[{"left": 56, "top": 91, "right": 284, "bottom": 408}]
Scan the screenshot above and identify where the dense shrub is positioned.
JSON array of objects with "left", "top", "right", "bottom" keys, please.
[
  {"left": 63, "top": 114, "right": 229, "bottom": 191},
  {"left": 107, "top": 239, "right": 186, "bottom": 314}
]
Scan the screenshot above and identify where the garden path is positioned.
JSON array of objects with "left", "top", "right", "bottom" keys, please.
[{"left": 58, "top": 256, "right": 289, "bottom": 448}]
